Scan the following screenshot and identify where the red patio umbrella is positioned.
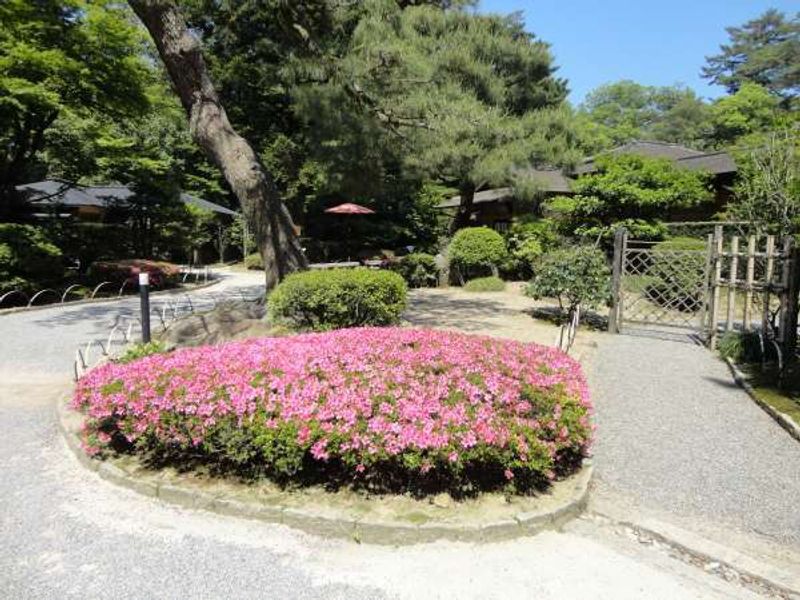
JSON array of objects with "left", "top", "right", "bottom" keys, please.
[
  {"left": 324, "top": 202, "right": 376, "bottom": 260},
  {"left": 324, "top": 202, "right": 376, "bottom": 215}
]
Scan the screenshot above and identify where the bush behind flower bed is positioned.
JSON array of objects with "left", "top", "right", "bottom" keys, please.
[
  {"left": 72, "top": 328, "right": 592, "bottom": 496},
  {"left": 267, "top": 268, "right": 407, "bottom": 331}
]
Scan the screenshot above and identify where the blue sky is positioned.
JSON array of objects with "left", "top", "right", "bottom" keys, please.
[{"left": 478, "top": 0, "right": 798, "bottom": 105}]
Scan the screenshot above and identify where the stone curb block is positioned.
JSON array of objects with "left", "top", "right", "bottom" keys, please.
[
  {"left": 56, "top": 392, "right": 592, "bottom": 545},
  {"left": 0, "top": 278, "right": 222, "bottom": 316},
  {"left": 724, "top": 357, "right": 800, "bottom": 443}
]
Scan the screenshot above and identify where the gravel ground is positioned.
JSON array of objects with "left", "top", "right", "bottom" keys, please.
[
  {"left": 0, "top": 281, "right": 782, "bottom": 598},
  {"left": 589, "top": 331, "right": 800, "bottom": 553}
]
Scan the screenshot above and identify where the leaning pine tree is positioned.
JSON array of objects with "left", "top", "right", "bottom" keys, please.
[{"left": 126, "top": 0, "right": 306, "bottom": 288}]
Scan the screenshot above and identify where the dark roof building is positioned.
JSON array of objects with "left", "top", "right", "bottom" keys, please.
[
  {"left": 575, "top": 140, "right": 737, "bottom": 176},
  {"left": 437, "top": 141, "right": 738, "bottom": 230},
  {"left": 16, "top": 180, "right": 239, "bottom": 217}
]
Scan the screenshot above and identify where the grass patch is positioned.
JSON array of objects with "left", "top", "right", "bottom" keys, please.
[
  {"left": 739, "top": 363, "right": 800, "bottom": 426},
  {"left": 463, "top": 276, "right": 505, "bottom": 292}
]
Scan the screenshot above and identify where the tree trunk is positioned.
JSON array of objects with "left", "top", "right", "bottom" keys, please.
[
  {"left": 127, "top": 0, "right": 306, "bottom": 288},
  {"left": 449, "top": 184, "right": 475, "bottom": 234}
]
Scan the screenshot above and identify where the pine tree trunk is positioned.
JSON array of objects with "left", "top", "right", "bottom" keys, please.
[
  {"left": 449, "top": 184, "right": 475, "bottom": 234},
  {"left": 127, "top": 0, "right": 306, "bottom": 288}
]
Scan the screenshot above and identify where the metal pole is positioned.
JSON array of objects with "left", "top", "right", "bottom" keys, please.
[{"left": 139, "top": 272, "right": 151, "bottom": 344}]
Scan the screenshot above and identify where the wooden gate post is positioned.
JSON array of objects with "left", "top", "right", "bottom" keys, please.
[
  {"left": 608, "top": 228, "right": 626, "bottom": 334},
  {"left": 709, "top": 225, "right": 724, "bottom": 350},
  {"left": 778, "top": 238, "right": 800, "bottom": 359}
]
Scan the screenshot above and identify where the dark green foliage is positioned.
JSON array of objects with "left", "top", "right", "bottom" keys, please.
[
  {"left": 392, "top": 253, "right": 438, "bottom": 288},
  {"left": 463, "top": 276, "right": 505, "bottom": 292},
  {"left": 267, "top": 268, "right": 408, "bottom": 331},
  {"left": 717, "top": 330, "right": 767, "bottom": 363},
  {"left": 0, "top": 224, "right": 63, "bottom": 291},
  {"left": 0, "top": 0, "right": 152, "bottom": 217},
  {"left": 526, "top": 246, "right": 610, "bottom": 313},
  {"left": 448, "top": 227, "right": 507, "bottom": 278},
  {"left": 702, "top": 9, "right": 800, "bottom": 104},
  {"left": 546, "top": 154, "right": 713, "bottom": 243},
  {"left": 646, "top": 237, "right": 708, "bottom": 312}
]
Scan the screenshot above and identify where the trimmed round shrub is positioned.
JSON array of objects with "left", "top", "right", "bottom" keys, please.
[
  {"left": 526, "top": 246, "right": 610, "bottom": 313},
  {"left": 463, "top": 276, "right": 506, "bottom": 292},
  {"left": 72, "top": 327, "right": 592, "bottom": 494},
  {"left": 392, "top": 252, "right": 438, "bottom": 288},
  {"left": 267, "top": 268, "right": 407, "bottom": 331},
  {"left": 244, "top": 252, "right": 263, "bottom": 270},
  {"left": 0, "top": 224, "right": 64, "bottom": 291},
  {"left": 448, "top": 227, "right": 507, "bottom": 278},
  {"left": 89, "top": 259, "right": 181, "bottom": 288},
  {"left": 646, "top": 237, "right": 707, "bottom": 312}
]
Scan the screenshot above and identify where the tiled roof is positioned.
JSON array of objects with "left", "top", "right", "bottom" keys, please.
[
  {"left": 16, "top": 180, "right": 239, "bottom": 216},
  {"left": 439, "top": 169, "right": 573, "bottom": 208},
  {"left": 575, "top": 140, "right": 737, "bottom": 176}
]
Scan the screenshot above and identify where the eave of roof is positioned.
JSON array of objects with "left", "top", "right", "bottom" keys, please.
[{"left": 16, "top": 180, "right": 240, "bottom": 216}]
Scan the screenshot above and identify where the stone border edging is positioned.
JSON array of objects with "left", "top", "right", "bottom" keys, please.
[
  {"left": 592, "top": 509, "right": 800, "bottom": 597},
  {"left": 724, "top": 358, "right": 800, "bottom": 443},
  {"left": 0, "top": 278, "right": 222, "bottom": 316},
  {"left": 56, "top": 393, "right": 592, "bottom": 545}
]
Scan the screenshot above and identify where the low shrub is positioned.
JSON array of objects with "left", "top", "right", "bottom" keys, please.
[
  {"left": 646, "top": 237, "right": 707, "bottom": 312},
  {"left": 717, "top": 330, "right": 768, "bottom": 363},
  {"left": 267, "top": 268, "right": 407, "bottom": 331},
  {"left": 501, "top": 219, "right": 558, "bottom": 280},
  {"left": 392, "top": 253, "right": 438, "bottom": 288},
  {"left": 526, "top": 246, "right": 610, "bottom": 315},
  {"left": 117, "top": 341, "right": 168, "bottom": 364},
  {"left": 463, "top": 276, "right": 506, "bottom": 292},
  {"left": 89, "top": 259, "right": 181, "bottom": 288},
  {"left": 244, "top": 252, "right": 263, "bottom": 270},
  {"left": 448, "top": 227, "right": 507, "bottom": 280},
  {"left": 0, "top": 224, "right": 64, "bottom": 291},
  {"left": 72, "top": 327, "right": 592, "bottom": 494}
]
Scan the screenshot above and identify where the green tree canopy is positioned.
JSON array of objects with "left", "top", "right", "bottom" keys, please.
[
  {"left": 702, "top": 9, "right": 800, "bottom": 105},
  {"left": 0, "top": 0, "right": 152, "bottom": 218},
  {"left": 577, "top": 80, "right": 712, "bottom": 151}
]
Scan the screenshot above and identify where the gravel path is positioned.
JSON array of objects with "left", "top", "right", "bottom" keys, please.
[
  {"left": 589, "top": 332, "right": 800, "bottom": 553},
  {"left": 0, "top": 283, "right": 780, "bottom": 598}
]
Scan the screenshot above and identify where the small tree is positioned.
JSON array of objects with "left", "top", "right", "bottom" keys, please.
[
  {"left": 546, "top": 154, "right": 713, "bottom": 242},
  {"left": 448, "top": 227, "right": 507, "bottom": 283},
  {"left": 730, "top": 129, "right": 800, "bottom": 237},
  {"left": 526, "top": 246, "right": 610, "bottom": 321}
]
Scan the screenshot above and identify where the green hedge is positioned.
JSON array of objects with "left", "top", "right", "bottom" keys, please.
[
  {"left": 463, "top": 276, "right": 506, "bottom": 292},
  {"left": 448, "top": 227, "right": 507, "bottom": 277},
  {"left": 0, "top": 224, "right": 64, "bottom": 291},
  {"left": 392, "top": 252, "right": 438, "bottom": 288},
  {"left": 267, "top": 268, "right": 408, "bottom": 331}
]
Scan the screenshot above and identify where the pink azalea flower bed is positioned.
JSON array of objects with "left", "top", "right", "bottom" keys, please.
[{"left": 72, "top": 327, "right": 593, "bottom": 494}]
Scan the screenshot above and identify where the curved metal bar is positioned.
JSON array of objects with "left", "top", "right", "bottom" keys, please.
[
  {"left": 27, "top": 288, "right": 59, "bottom": 307},
  {"left": 0, "top": 289, "right": 29, "bottom": 307},
  {"left": 184, "top": 293, "right": 194, "bottom": 314},
  {"left": 182, "top": 271, "right": 191, "bottom": 283},
  {"left": 117, "top": 280, "right": 129, "bottom": 298},
  {"left": 61, "top": 284, "right": 87, "bottom": 303},
  {"left": 91, "top": 281, "right": 114, "bottom": 299}
]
